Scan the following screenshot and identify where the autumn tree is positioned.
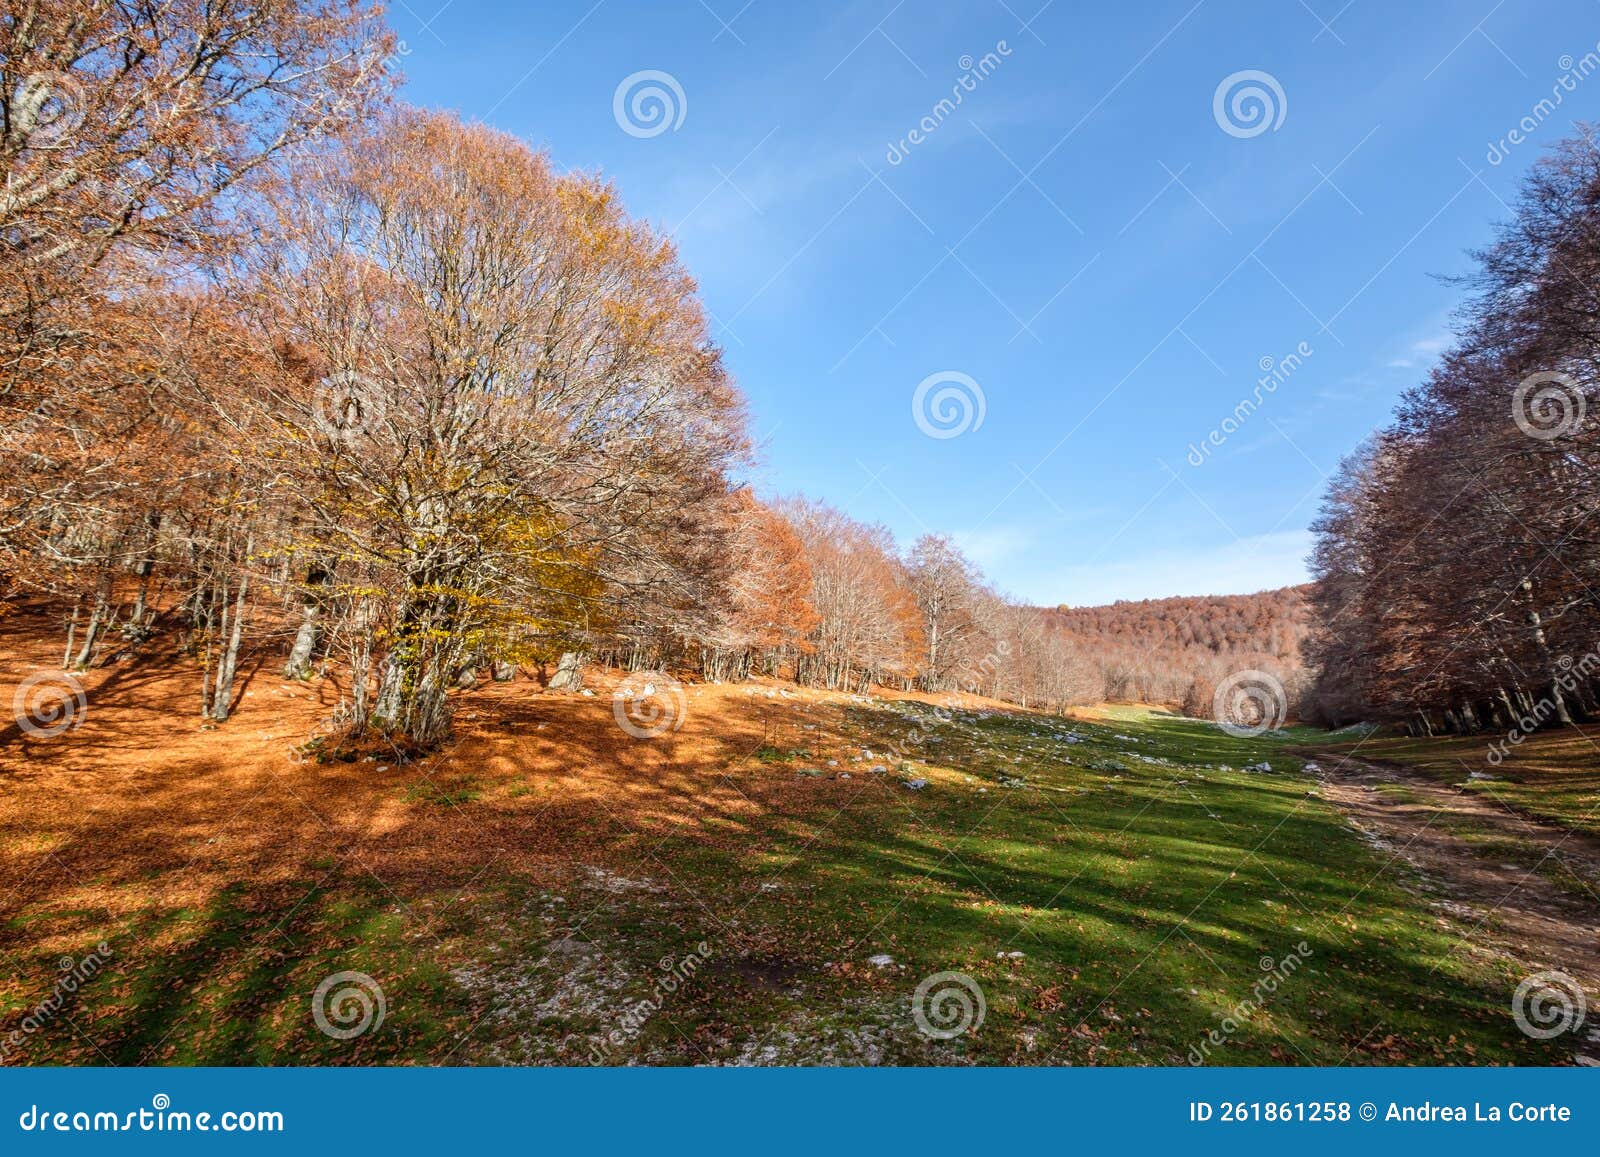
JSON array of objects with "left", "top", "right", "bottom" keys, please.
[
  {"left": 781, "top": 499, "right": 922, "bottom": 692},
  {"left": 0, "top": 0, "right": 394, "bottom": 689},
  {"left": 906, "top": 534, "right": 983, "bottom": 691},
  {"left": 232, "top": 110, "right": 748, "bottom": 745},
  {"left": 697, "top": 493, "right": 818, "bottom": 682}
]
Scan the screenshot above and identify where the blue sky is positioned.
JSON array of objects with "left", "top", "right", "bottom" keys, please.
[{"left": 394, "top": 0, "right": 1597, "bottom": 606}]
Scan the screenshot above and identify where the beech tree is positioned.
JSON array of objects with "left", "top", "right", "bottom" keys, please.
[
  {"left": 781, "top": 499, "right": 922, "bottom": 692},
  {"left": 232, "top": 110, "right": 748, "bottom": 744},
  {"left": 697, "top": 493, "right": 818, "bottom": 682},
  {"left": 1049, "top": 589, "right": 1308, "bottom": 709},
  {"left": 0, "top": 0, "right": 394, "bottom": 695},
  {"left": 907, "top": 534, "right": 983, "bottom": 691}
]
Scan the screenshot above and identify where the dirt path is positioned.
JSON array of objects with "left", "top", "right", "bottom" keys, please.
[{"left": 1311, "top": 752, "right": 1600, "bottom": 1053}]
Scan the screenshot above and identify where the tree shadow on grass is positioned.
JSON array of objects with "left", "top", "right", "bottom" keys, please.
[{"left": 8, "top": 877, "right": 479, "bottom": 1065}]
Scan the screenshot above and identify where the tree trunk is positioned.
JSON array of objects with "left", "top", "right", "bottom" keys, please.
[
  {"left": 283, "top": 563, "right": 330, "bottom": 680},
  {"left": 128, "top": 512, "right": 161, "bottom": 636},
  {"left": 72, "top": 578, "right": 111, "bottom": 669},
  {"left": 372, "top": 650, "right": 450, "bottom": 745},
  {"left": 548, "top": 651, "right": 585, "bottom": 691},
  {"left": 61, "top": 597, "right": 80, "bottom": 669},
  {"left": 208, "top": 543, "right": 252, "bottom": 722},
  {"left": 1522, "top": 578, "right": 1575, "bottom": 727},
  {"left": 1492, "top": 687, "right": 1513, "bottom": 728}
]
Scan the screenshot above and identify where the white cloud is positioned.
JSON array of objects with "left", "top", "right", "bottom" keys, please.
[{"left": 1384, "top": 331, "right": 1450, "bottom": 371}]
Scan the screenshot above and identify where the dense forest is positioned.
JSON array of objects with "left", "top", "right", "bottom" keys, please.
[{"left": 1304, "top": 125, "right": 1600, "bottom": 739}]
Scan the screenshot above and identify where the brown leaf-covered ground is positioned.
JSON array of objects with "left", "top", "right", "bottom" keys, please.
[
  {"left": 0, "top": 600, "right": 1021, "bottom": 1062},
  {"left": 3, "top": 602, "right": 1592, "bottom": 1066}
]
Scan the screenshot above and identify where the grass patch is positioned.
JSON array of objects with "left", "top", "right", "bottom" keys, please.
[
  {"left": 751, "top": 745, "right": 811, "bottom": 764},
  {"left": 402, "top": 776, "right": 483, "bottom": 807}
]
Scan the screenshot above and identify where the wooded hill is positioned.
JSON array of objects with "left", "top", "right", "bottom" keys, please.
[{"left": 1045, "top": 587, "right": 1310, "bottom": 709}]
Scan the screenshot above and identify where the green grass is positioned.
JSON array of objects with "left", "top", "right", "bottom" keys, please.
[
  {"left": 402, "top": 776, "right": 483, "bottom": 806},
  {"left": 2, "top": 703, "right": 1572, "bottom": 1066},
  {"left": 0, "top": 881, "right": 477, "bottom": 1064},
  {"left": 751, "top": 744, "right": 811, "bottom": 764}
]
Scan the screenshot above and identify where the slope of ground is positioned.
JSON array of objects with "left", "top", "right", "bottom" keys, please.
[
  {"left": 1310, "top": 755, "right": 1600, "bottom": 1045},
  {"left": 0, "top": 602, "right": 1584, "bottom": 1066},
  {"left": 1319, "top": 727, "right": 1600, "bottom": 839}
]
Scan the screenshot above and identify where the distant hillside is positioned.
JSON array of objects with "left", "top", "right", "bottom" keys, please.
[{"left": 1043, "top": 586, "right": 1311, "bottom": 707}]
